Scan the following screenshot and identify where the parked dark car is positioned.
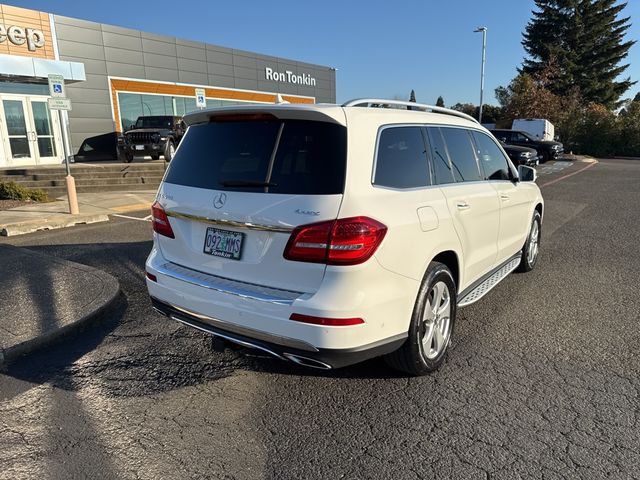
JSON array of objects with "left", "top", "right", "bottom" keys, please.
[
  {"left": 118, "top": 115, "right": 186, "bottom": 163},
  {"left": 490, "top": 129, "right": 564, "bottom": 163},
  {"left": 75, "top": 132, "right": 119, "bottom": 161},
  {"left": 499, "top": 141, "right": 540, "bottom": 166}
]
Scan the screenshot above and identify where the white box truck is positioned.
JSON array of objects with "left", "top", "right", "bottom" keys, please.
[{"left": 512, "top": 119, "right": 555, "bottom": 141}]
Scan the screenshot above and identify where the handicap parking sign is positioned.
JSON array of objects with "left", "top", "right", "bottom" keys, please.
[
  {"left": 195, "top": 88, "right": 206, "bottom": 108},
  {"left": 48, "top": 74, "right": 66, "bottom": 98}
]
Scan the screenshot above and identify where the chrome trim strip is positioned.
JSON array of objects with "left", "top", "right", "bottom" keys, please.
[
  {"left": 343, "top": 98, "right": 479, "bottom": 124},
  {"left": 165, "top": 209, "right": 294, "bottom": 233},
  {"left": 156, "top": 261, "right": 304, "bottom": 306},
  {"left": 154, "top": 298, "right": 319, "bottom": 352},
  {"left": 170, "top": 315, "right": 288, "bottom": 360},
  {"left": 283, "top": 353, "right": 332, "bottom": 370}
]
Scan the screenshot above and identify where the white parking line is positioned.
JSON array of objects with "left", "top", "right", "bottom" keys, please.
[{"left": 112, "top": 213, "right": 152, "bottom": 222}]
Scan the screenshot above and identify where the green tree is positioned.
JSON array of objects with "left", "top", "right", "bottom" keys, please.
[
  {"left": 522, "top": 0, "right": 636, "bottom": 108},
  {"left": 495, "top": 61, "right": 563, "bottom": 124},
  {"left": 409, "top": 90, "right": 416, "bottom": 102},
  {"left": 451, "top": 103, "right": 477, "bottom": 118},
  {"left": 616, "top": 100, "right": 640, "bottom": 156},
  {"left": 436, "top": 96, "right": 445, "bottom": 107}
]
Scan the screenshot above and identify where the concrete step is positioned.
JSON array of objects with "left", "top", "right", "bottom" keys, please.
[
  {"left": 0, "top": 162, "right": 166, "bottom": 177},
  {"left": 44, "top": 183, "right": 161, "bottom": 198},
  {"left": 14, "top": 176, "right": 163, "bottom": 188}
]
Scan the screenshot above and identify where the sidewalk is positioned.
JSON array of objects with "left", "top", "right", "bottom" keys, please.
[
  {"left": 0, "top": 244, "right": 120, "bottom": 366},
  {"left": 0, "top": 190, "right": 157, "bottom": 236}
]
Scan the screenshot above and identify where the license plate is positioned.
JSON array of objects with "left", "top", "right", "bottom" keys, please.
[
  {"left": 135, "top": 145, "right": 144, "bottom": 150},
  {"left": 203, "top": 227, "right": 244, "bottom": 260}
]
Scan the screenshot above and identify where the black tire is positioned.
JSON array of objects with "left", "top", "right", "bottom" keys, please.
[
  {"left": 516, "top": 210, "right": 542, "bottom": 273},
  {"left": 164, "top": 140, "right": 175, "bottom": 162},
  {"left": 384, "top": 262, "right": 457, "bottom": 376},
  {"left": 540, "top": 150, "right": 550, "bottom": 163},
  {"left": 124, "top": 152, "right": 134, "bottom": 163},
  {"left": 150, "top": 154, "right": 160, "bottom": 160}
]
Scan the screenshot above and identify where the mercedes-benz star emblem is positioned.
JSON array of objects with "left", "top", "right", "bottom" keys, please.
[{"left": 213, "top": 192, "right": 227, "bottom": 209}]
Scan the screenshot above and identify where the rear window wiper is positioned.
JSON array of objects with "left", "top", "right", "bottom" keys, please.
[{"left": 220, "top": 180, "right": 278, "bottom": 187}]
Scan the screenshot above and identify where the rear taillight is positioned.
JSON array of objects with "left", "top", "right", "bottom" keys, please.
[
  {"left": 151, "top": 201, "right": 175, "bottom": 238},
  {"left": 284, "top": 216, "right": 387, "bottom": 266}
]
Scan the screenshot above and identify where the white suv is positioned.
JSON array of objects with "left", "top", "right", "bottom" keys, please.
[{"left": 145, "top": 99, "right": 543, "bottom": 375}]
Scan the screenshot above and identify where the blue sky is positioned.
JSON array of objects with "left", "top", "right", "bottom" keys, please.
[{"left": 7, "top": 0, "right": 639, "bottom": 106}]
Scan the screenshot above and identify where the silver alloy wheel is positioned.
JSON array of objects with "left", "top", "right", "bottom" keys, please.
[
  {"left": 421, "top": 281, "right": 452, "bottom": 360},
  {"left": 169, "top": 143, "right": 175, "bottom": 158},
  {"left": 528, "top": 221, "right": 540, "bottom": 266}
]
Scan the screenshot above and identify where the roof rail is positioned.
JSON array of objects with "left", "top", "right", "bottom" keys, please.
[{"left": 342, "top": 98, "right": 479, "bottom": 124}]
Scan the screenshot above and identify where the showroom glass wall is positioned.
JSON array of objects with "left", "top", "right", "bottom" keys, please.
[{"left": 118, "top": 92, "right": 248, "bottom": 130}]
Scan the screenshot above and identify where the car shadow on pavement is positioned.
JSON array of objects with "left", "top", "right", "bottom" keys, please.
[{"left": 2, "top": 294, "right": 126, "bottom": 401}]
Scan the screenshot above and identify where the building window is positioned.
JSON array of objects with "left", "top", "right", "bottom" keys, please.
[{"left": 118, "top": 92, "right": 258, "bottom": 130}]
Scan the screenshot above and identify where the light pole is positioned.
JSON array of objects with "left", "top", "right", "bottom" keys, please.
[{"left": 474, "top": 26, "right": 487, "bottom": 124}]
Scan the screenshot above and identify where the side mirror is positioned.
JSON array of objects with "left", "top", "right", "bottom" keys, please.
[{"left": 518, "top": 165, "right": 537, "bottom": 182}]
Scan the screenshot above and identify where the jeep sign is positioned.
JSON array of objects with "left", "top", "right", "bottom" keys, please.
[
  {"left": 0, "top": 23, "right": 45, "bottom": 51},
  {"left": 265, "top": 67, "right": 316, "bottom": 86}
]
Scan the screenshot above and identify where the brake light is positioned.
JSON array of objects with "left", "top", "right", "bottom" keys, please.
[
  {"left": 151, "top": 201, "right": 175, "bottom": 238},
  {"left": 289, "top": 313, "right": 364, "bottom": 326},
  {"left": 284, "top": 216, "right": 386, "bottom": 265},
  {"left": 210, "top": 113, "right": 278, "bottom": 122}
]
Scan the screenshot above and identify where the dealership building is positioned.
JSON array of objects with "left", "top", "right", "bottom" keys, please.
[{"left": 0, "top": 4, "right": 336, "bottom": 168}]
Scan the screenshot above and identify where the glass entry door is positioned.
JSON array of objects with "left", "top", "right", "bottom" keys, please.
[
  {"left": 30, "top": 100, "right": 60, "bottom": 163},
  {"left": 0, "top": 94, "right": 64, "bottom": 167},
  {"left": 1, "top": 97, "right": 35, "bottom": 165}
]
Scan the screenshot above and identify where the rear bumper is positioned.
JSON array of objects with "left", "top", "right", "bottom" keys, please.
[
  {"left": 150, "top": 297, "right": 405, "bottom": 369},
  {"left": 145, "top": 245, "right": 415, "bottom": 368}
]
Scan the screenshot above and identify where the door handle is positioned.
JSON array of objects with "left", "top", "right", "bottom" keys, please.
[
  {"left": 456, "top": 201, "right": 470, "bottom": 211},
  {"left": 500, "top": 193, "right": 510, "bottom": 201}
]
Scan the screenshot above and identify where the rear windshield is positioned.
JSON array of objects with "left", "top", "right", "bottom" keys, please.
[{"left": 164, "top": 119, "right": 347, "bottom": 195}]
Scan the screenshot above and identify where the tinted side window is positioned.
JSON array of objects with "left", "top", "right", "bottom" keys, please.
[
  {"left": 427, "top": 127, "right": 455, "bottom": 185},
  {"left": 374, "top": 127, "right": 430, "bottom": 188},
  {"left": 492, "top": 131, "right": 511, "bottom": 143},
  {"left": 472, "top": 131, "right": 511, "bottom": 180},
  {"left": 440, "top": 127, "right": 482, "bottom": 182},
  {"left": 514, "top": 132, "right": 529, "bottom": 142}
]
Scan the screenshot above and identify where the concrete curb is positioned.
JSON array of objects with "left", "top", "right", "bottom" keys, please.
[
  {"left": 0, "top": 213, "right": 109, "bottom": 237},
  {"left": 0, "top": 249, "right": 121, "bottom": 366}
]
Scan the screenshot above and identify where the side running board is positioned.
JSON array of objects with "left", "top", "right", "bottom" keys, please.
[{"left": 458, "top": 253, "right": 522, "bottom": 307}]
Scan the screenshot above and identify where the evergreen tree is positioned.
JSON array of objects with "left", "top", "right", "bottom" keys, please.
[
  {"left": 436, "top": 96, "right": 445, "bottom": 107},
  {"left": 522, "top": 0, "right": 635, "bottom": 107},
  {"left": 409, "top": 90, "right": 416, "bottom": 102}
]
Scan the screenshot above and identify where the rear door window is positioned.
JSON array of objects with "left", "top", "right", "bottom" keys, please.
[
  {"left": 164, "top": 119, "right": 346, "bottom": 194},
  {"left": 373, "top": 126, "right": 430, "bottom": 188},
  {"left": 426, "top": 127, "right": 455, "bottom": 185},
  {"left": 440, "top": 127, "right": 483, "bottom": 182}
]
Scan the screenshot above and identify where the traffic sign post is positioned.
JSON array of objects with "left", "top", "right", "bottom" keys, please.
[
  {"left": 48, "top": 74, "right": 79, "bottom": 215},
  {"left": 195, "top": 88, "right": 206, "bottom": 109}
]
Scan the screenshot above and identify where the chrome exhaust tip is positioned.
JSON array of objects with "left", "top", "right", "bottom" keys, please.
[{"left": 283, "top": 353, "right": 332, "bottom": 370}]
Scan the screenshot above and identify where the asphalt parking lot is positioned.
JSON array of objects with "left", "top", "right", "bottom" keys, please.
[{"left": 1, "top": 158, "right": 639, "bottom": 479}]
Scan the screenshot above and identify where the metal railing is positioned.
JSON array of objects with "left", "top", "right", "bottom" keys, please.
[{"left": 342, "top": 98, "right": 479, "bottom": 124}]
